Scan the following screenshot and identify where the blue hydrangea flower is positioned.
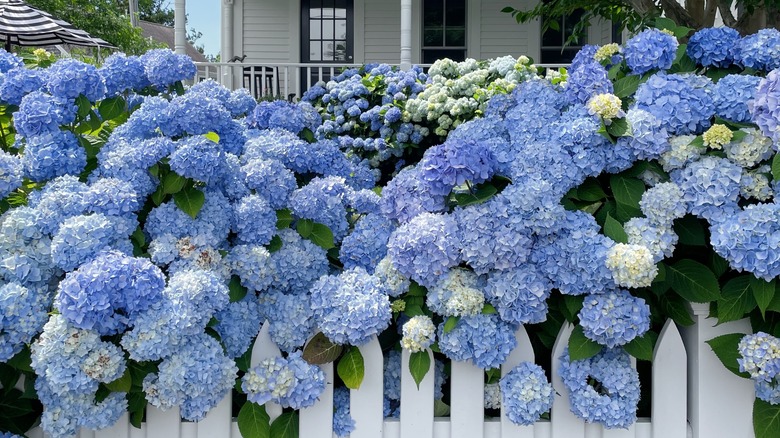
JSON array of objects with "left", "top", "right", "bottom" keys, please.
[
  {"left": 22, "top": 130, "right": 86, "bottom": 181},
  {"left": 168, "top": 136, "right": 225, "bottom": 183},
  {"left": 499, "top": 362, "right": 554, "bottom": 425},
  {"left": 84, "top": 177, "right": 141, "bottom": 216},
  {"left": 634, "top": 73, "right": 714, "bottom": 135},
  {"left": 140, "top": 49, "right": 197, "bottom": 88},
  {"left": 289, "top": 176, "right": 351, "bottom": 242},
  {"left": 165, "top": 92, "right": 232, "bottom": 136},
  {"left": 0, "top": 49, "right": 23, "bottom": 73},
  {"left": 437, "top": 313, "right": 517, "bottom": 369},
  {"left": 711, "top": 203, "right": 780, "bottom": 281},
  {"left": 226, "top": 88, "right": 257, "bottom": 117},
  {"left": 750, "top": 69, "right": 780, "bottom": 144},
  {"left": 225, "top": 244, "right": 275, "bottom": 292},
  {"left": 625, "top": 217, "right": 678, "bottom": 262},
  {"left": 559, "top": 347, "right": 640, "bottom": 429},
  {"left": 46, "top": 58, "right": 106, "bottom": 102},
  {"left": 27, "top": 175, "right": 88, "bottom": 235},
  {"left": 736, "top": 29, "right": 780, "bottom": 71},
  {"left": 578, "top": 290, "right": 651, "bottom": 348},
  {"left": 0, "top": 150, "right": 23, "bottom": 198},
  {"left": 687, "top": 27, "right": 740, "bottom": 68},
  {"left": 339, "top": 213, "right": 395, "bottom": 271},
  {"left": 622, "top": 108, "right": 670, "bottom": 161},
  {"left": 117, "top": 95, "right": 173, "bottom": 139},
  {"left": 233, "top": 194, "right": 276, "bottom": 245},
  {"left": 281, "top": 351, "right": 327, "bottom": 409},
  {"left": 310, "top": 267, "right": 391, "bottom": 345},
  {"left": 270, "top": 229, "right": 329, "bottom": 294},
  {"left": 242, "top": 352, "right": 325, "bottom": 409},
  {"left": 50, "top": 213, "right": 131, "bottom": 271},
  {"left": 484, "top": 264, "right": 551, "bottom": 325},
  {"left": 738, "top": 332, "right": 780, "bottom": 382},
  {"left": 0, "top": 68, "right": 46, "bottom": 105},
  {"left": 145, "top": 190, "right": 233, "bottom": 247},
  {"left": 565, "top": 60, "right": 613, "bottom": 105},
  {"left": 639, "top": 182, "right": 687, "bottom": 227},
  {"left": 387, "top": 212, "right": 461, "bottom": 288},
  {"left": 418, "top": 138, "right": 498, "bottom": 196},
  {"left": 333, "top": 387, "right": 356, "bottom": 437},
  {"left": 713, "top": 74, "right": 760, "bottom": 124},
  {"left": 55, "top": 250, "right": 165, "bottom": 335},
  {"left": 624, "top": 28, "right": 678, "bottom": 75},
  {"left": 0, "top": 282, "right": 49, "bottom": 361},
  {"left": 98, "top": 52, "right": 149, "bottom": 95},
  {"left": 251, "top": 100, "right": 321, "bottom": 134},
  {"left": 380, "top": 165, "right": 447, "bottom": 223},
  {"left": 241, "top": 157, "right": 298, "bottom": 209},
  {"left": 214, "top": 293, "right": 263, "bottom": 358},
  {"left": 14, "top": 91, "right": 75, "bottom": 138},
  {"left": 671, "top": 156, "right": 742, "bottom": 223},
  {"left": 258, "top": 289, "right": 315, "bottom": 352}
]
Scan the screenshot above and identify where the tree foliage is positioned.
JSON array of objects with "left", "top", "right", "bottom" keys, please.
[{"left": 503, "top": 0, "right": 780, "bottom": 45}]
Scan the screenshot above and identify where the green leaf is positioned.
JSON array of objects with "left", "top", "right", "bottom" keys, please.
[
  {"left": 731, "top": 130, "right": 748, "bottom": 143},
  {"left": 718, "top": 276, "right": 756, "bottom": 323},
  {"left": 105, "top": 368, "right": 132, "bottom": 392},
  {"left": 0, "top": 389, "right": 33, "bottom": 418},
  {"left": 408, "top": 282, "right": 426, "bottom": 297},
  {"left": 75, "top": 95, "right": 92, "bottom": 119},
  {"left": 667, "top": 259, "right": 721, "bottom": 303},
  {"left": 606, "top": 118, "right": 630, "bottom": 137},
  {"left": 270, "top": 411, "right": 298, "bottom": 438},
  {"left": 751, "top": 277, "right": 776, "bottom": 319},
  {"left": 654, "top": 17, "right": 676, "bottom": 31},
  {"left": 500, "top": 6, "right": 514, "bottom": 13},
  {"left": 613, "top": 75, "right": 641, "bottom": 99},
  {"left": 173, "top": 186, "right": 205, "bottom": 219},
  {"left": 485, "top": 368, "right": 502, "bottom": 384},
  {"left": 302, "top": 332, "right": 343, "bottom": 364},
  {"left": 755, "top": 398, "right": 780, "bottom": 438},
  {"left": 266, "top": 235, "right": 283, "bottom": 253},
  {"left": 603, "top": 213, "right": 628, "bottom": 244},
  {"left": 203, "top": 131, "right": 220, "bottom": 143},
  {"left": 162, "top": 171, "right": 188, "bottom": 195},
  {"left": 98, "top": 96, "right": 126, "bottom": 121},
  {"left": 568, "top": 325, "right": 602, "bottom": 361},
  {"left": 706, "top": 333, "right": 750, "bottom": 378},
  {"left": 610, "top": 175, "right": 645, "bottom": 210},
  {"left": 229, "top": 276, "right": 248, "bottom": 302},
  {"left": 674, "top": 215, "right": 707, "bottom": 246},
  {"left": 482, "top": 303, "right": 497, "bottom": 314},
  {"left": 443, "top": 316, "right": 460, "bottom": 334},
  {"left": 296, "top": 218, "right": 314, "bottom": 238},
  {"left": 434, "top": 399, "right": 451, "bottom": 416},
  {"left": 238, "top": 402, "right": 270, "bottom": 438},
  {"left": 337, "top": 346, "right": 365, "bottom": 390},
  {"left": 310, "top": 223, "right": 335, "bottom": 250},
  {"left": 711, "top": 252, "right": 729, "bottom": 278},
  {"left": 623, "top": 331, "right": 658, "bottom": 361},
  {"left": 576, "top": 178, "right": 607, "bottom": 202},
  {"left": 128, "top": 392, "right": 146, "bottom": 428},
  {"left": 688, "top": 136, "right": 705, "bottom": 148},
  {"left": 5, "top": 347, "right": 32, "bottom": 372},
  {"left": 561, "top": 295, "right": 585, "bottom": 323},
  {"left": 454, "top": 183, "right": 498, "bottom": 207},
  {"left": 276, "top": 209, "right": 293, "bottom": 229},
  {"left": 772, "top": 154, "right": 780, "bottom": 181},
  {"left": 409, "top": 350, "right": 431, "bottom": 389}
]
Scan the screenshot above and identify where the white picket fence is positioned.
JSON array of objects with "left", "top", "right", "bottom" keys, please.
[{"left": 27, "top": 307, "right": 757, "bottom": 438}]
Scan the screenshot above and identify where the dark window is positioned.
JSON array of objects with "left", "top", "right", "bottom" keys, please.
[
  {"left": 302, "top": 0, "right": 353, "bottom": 63},
  {"left": 422, "top": 0, "right": 466, "bottom": 64},
  {"left": 540, "top": 8, "right": 587, "bottom": 64}
]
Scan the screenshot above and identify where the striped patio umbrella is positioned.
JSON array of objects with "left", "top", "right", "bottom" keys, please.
[{"left": 0, "top": 0, "right": 115, "bottom": 50}]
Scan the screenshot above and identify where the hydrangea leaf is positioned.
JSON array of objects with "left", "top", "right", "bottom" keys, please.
[
  {"left": 6, "top": 346, "right": 32, "bottom": 373},
  {"left": 673, "top": 215, "right": 707, "bottom": 246},
  {"left": 237, "top": 401, "right": 270, "bottom": 438},
  {"left": 667, "top": 259, "right": 720, "bottom": 303},
  {"left": 105, "top": 368, "right": 132, "bottom": 393},
  {"left": 603, "top": 213, "right": 628, "bottom": 244},
  {"left": 434, "top": 399, "right": 451, "bottom": 416},
  {"left": 98, "top": 96, "right": 126, "bottom": 121},
  {"left": 454, "top": 182, "right": 498, "bottom": 207},
  {"left": 270, "top": 411, "right": 298, "bottom": 438},
  {"left": 705, "top": 333, "right": 750, "bottom": 378},
  {"left": 75, "top": 94, "right": 92, "bottom": 119},
  {"left": 751, "top": 277, "right": 776, "bottom": 319},
  {"left": 203, "top": 131, "right": 220, "bottom": 143},
  {"left": 610, "top": 175, "right": 644, "bottom": 221},
  {"left": 409, "top": 350, "right": 431, "bottom": 389},
  {"left": 337, "top": 346, "right": 365, "bottom": 390},
  {"left": 302, "top": 332, "right": 343, "bottom": 365},
  {"left": 653, "top": 17, "right": 676, "bottom": 32},
  {"left": 310, "top": 223, "right": 335, "bottom": 250},
  {"left": 482, "top": 303, "right": 497, "bottom": 314},
  {"left": 276, "top": 209, "right": 293, "bottom": 229},
  {"left": 561, "top": 295, "right": 585, "bottom": 323},
  {"left": 772, "top": 153, "right": 780, "bottom": 182},
  {"left": 266, "top": 235, "right": 283, "bottom": 253},
  {"left": 568, "top": 325, "right": 602, "bottom": 361},
  {"left": 755, "top": 398, "right": 780, "bottom": 438},
  {"left": 173, "top": 186, "right": 206, "bottom": 219},
  {"left": 613, "top": 75, "right": 641, "bottom": 99},
  {"left": 623, "top": 331, "right": 658, "bottom": 361},
  {"left": 228, "top": 276, "right": 248, "bottom": 303},
  {"left": 162, "top": 171, "right": 187, "bottom": 195},
  {"left": 576, "top": 178, "right": 607, "bottom": 202},
  {"left": 606, "top": 118, "right": 630, "bottom": 138},
  {"left": 0, "top": 388, "right": 34, "bottom": 419},
  {"left": 659, "top": 294, "right": 695, "bottom": 326},
  {"left": 296, "top": 218, "right": 313, "bottom": 238},
  {"left": 443, "top": 316, "right": 460, "bottom": 334},
  {"left": 717, "top": 276, "right": 756, "bottom": 324}
]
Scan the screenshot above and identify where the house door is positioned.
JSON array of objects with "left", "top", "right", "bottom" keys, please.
[{"left": 301, "top": 0, "right": 354, "bottom": 89}]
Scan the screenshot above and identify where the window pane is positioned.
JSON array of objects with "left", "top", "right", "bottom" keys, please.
[
  {"left": 322, "top": 0, "right": 334, "bottom": 7},
  {"left": 422, "top": 48, "right": 466, "bottom": 64},
  {"left": 323, "top": 42, "right": 335, "bottom": 61},
  {"left": 542, "top": 24, "right": 562, "bottom": 47},
  {"left": 310, "top": 7, "right": 322, "bottom": 19},
  {"left": 424, "top": 28, "right": 444, "bottom": 47},
  {"left": 323, "top": 19, "right": 334, "bottom": 39},
  {"left": 310, "top": 0, "right": 321, "bottom": 9},
  {"left": 445, "top": 28, "right": 465, "bottom": 46},
  {"left": 334, "top": 41, "right": 348, "bottom": 61},
  {"left": 310, "top": 20, "right": 321, "bottom": 39},
  {"left": 423, "top": 0, "right": 444, "bottom": 27},
  {"left": 336, "top": 20, "right": 347, "bottom": 39},
  {"left": 310, "top": 41, "right": 322, "bottom": 61},
  {"left": 335, "top": 0, "right": 346, "bottom": 8},
  {"left": 334, "top": 7, "right": 346, "bottom": 18},
  {"left": 540, "top": 47, "right": 579, "bottom": 64},
  {"left": 445, "top": 0, "right": 466, "bottom": 27}
]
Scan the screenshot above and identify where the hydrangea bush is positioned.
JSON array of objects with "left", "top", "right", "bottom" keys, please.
[{"left": 2, "top": 18, "right": 780, "bottom": 438}]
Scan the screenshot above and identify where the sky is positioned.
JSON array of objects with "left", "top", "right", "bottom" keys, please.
[{"left": 178, "top": 0, "right": 221, "bottom": 58}]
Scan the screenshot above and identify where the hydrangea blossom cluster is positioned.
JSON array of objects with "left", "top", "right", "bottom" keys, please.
[
  {"left": 686, "top": 27, "right": 740, "bottom": 68},
  {"left": 242, "top": 352, "right": 326, "bottom": 409},
  {"left": 623, "top": 28, "right": 678, "bottom": 75},
  {"left": 499, "top": 362, "right": 554, "bottom": 425},
  {"left": 710, "top": 203, "right": 780, "bottom": 281},
  {"left": 578, "top": 290, "right": 651, "bottom": 347},
  {"left": 739, "top": 332, "right": 780, "bottom": 404}
]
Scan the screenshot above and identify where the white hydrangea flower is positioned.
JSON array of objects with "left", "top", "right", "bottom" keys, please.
[
  {"left": 741, "top": 168, "right": 773, "bottom": 201},
  {"left": 724, "top": 128, "right": 773, "bottom": 168},
  {"left": 401, "top": 315, "right": 436, "bottom": 352},
  {"left": 587, "top": 93, "right": 624, "bottom": 121},
  {"left": 605, "top": 243, "right": 658, "bottom": 288},
  {"left": 484, "top": 382, "right": 502, "bottom": 409},
  {"left": 427, "top": 268, "right": 485, "bottom": 317},
  {"left": 659, "top": 135, "right": 701, "bottom": 171}
]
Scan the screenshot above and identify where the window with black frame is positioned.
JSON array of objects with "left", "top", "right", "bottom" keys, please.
[
  {"left": 540, "top": 8, "right": 587, "bottom": 64},
  {"left": 422, "top": 0, "right": 466, "bottom": 64}
]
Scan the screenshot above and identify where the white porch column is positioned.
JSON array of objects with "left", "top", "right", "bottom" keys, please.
[
  {"left": 400, "top": 0, "right": 412, "bottom": 71},
  {"left": 174, "top": 0, "right": 186, "bottom": 55},
  {"left": 221, "top": 0, "right": 235, "bottom": 88}
]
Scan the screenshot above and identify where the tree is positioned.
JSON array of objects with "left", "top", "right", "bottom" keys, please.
[{"left": 502, "top": 0, "right": 780, "bottom": 44}]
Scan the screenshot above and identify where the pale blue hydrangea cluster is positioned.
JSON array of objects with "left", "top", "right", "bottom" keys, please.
[
  {"left": 437, "top": 314, "right": 517, "bottom": 369},
  {"left": 339, "top": 213, "right": 395, "bottom": 271},
  {"left": 724, "top": 128, "right": 773, "bottom": 168},
  {"left": 634, "top": 73, "right": 714, "bottom": 135},
  {"left": 259, "top": 289, "right": 315, "bottom": 352},
  {"left": 46, "top": 58, "right": 106, "bottom": 102},
  {"left": 499, "top": 362, "right": 554, "bottom": 425},
  {"left": 380, "top": 165, "right": 447, "bottom": 223},
  {"left": 559, "top": 348, "right": 640, "bottom": 429},
  {"left": 750, "top": 69, "right": 780, "bottom": 144},
  {"left": 623, "top": 28, "right": 678, "bottom": 75},
  {"left": 639, "top": 182, "right": 688, "bottom": 226},
  {"left": 0, "top": 48, "right": 23, "bottom": 73},
  {"left": 139, "top": 48, "right": 197, "bottom": 88},
  {"left": 387, "top": 212, "right": 461, "bottom": 287},
  {"left": 426, "top": 268, "right": 485, "bottom": 317},
  {"left": 735, "top": 28, "right": 780, "bottom": 71},
  {"left": 710, "top": 203, "right": 780, "bottom": 281},
  {"left": 0, "top": 282, "right": 48, "bottom": 360},
  {"left": 401, "top": 315, "right": 436, "bottom": 352},
  {"left": 21, "top": 130, "right": 85, "bottom": 182},
  {"left": 251, "top": 100, "right": 321, "bottom": 134},
  {"left": 98, "top": 52, "right": 149, "bottom": 95},
  {"left": 624, "top": 217, "right": 678, "bottom": 262},
  {"left": 418, "top": 138, "right": 498, "bottom": 195},
  {"left": 310, "top": 267, "right": 391, "bottom": 345},
  {"left": 565, "top": 56, "right": 613, "bottom": 105},
  {"left": 333, "top": 387, "right": 356, "bottom": 437},
  {"left": 484, "top": 264, "right": 551, "bottom": 324},
  {"left": 242, "top": 351, "right": 326, "bottom": 409},
  {"left": 0, "top": 68, "right": 45, "bottom": 105},
  {"left": 0, "top": 151, "right": 22, "bottom": 198},
  {"left": 712, "top": 74, "right": 760, "bottom": 124},
  {"left": 671, "top": 156, "right": 743, "bottom": 222},
  {"left": 214, "top": 294, "right": 263, "bottom": 358},
  {"left": 578, "top": 290, "right": 651, "bottom": 347},
  {"left": 686, "top": 27, "right": 740, "bottom": 68},
  {"left": 739, "top": 332, "right": 780, "bottom": 404}
]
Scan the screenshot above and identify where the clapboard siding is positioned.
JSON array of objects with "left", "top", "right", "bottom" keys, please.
[
  {"left": 363, "top": 0, "right": 402, "bottom": 63},
  {"left": 242, "top": 0, "right": 293, "bottom": 63},
  {"left": 479, "top": 0, "right": 538, "bottom": 60}
]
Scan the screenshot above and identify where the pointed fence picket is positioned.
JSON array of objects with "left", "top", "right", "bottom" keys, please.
[{"left": 28, "top": 316, "right": 750, "bottom": 438}]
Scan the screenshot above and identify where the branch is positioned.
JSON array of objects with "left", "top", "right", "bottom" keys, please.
[
  {"left": 703, "top": 0, "right": 718, "bottom": 27},
  {"left": 659, "top": 0, "right": 701, "bottom": 28},
  {"left": 717, "top": 0, "right": 737, "bottom": 27},
  {"left": 625, "top": 0, "right": 657, "bottom": 16}
]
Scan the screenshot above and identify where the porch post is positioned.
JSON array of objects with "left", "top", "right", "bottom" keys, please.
[
  {"left": 400, "top": 0, "right": 412, "bottom": 71},
  {"left": 174, "top": 0, "right": 186, "bottom": 55},
  {"left": 221, "top": 0, "right": 235, "bottom": 88}
]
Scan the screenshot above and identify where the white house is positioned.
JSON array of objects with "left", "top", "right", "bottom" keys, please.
[{"left": 177, "top": 0, "right": 618, "bottom": 97}]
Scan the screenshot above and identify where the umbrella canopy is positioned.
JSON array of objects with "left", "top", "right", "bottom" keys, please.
[{"left": 0, "top": 0, "right": 114, "bottom": 50}]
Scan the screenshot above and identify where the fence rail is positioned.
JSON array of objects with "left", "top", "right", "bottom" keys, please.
[{"left": 27, "top": 315, "right": 750, "bottom": 438}]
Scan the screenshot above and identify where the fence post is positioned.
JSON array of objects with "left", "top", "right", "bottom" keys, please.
[
  {"left": 450, "top": 360, "right": 484, "bottom": 438},
  {"left": 550, "top": 323, "right": 584, "bottom": 438},
  {"left": 350, "top": 336, "right": 384, "bottom": 438},
  {"left": 651, "top": 319, "right": 687, "bottom": 438},
  {"left": 680, "top": 303, "right": 754, "bottom": 438},
  {"left": 400, "top": 348, "right": 435, "bottom": 437}
]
